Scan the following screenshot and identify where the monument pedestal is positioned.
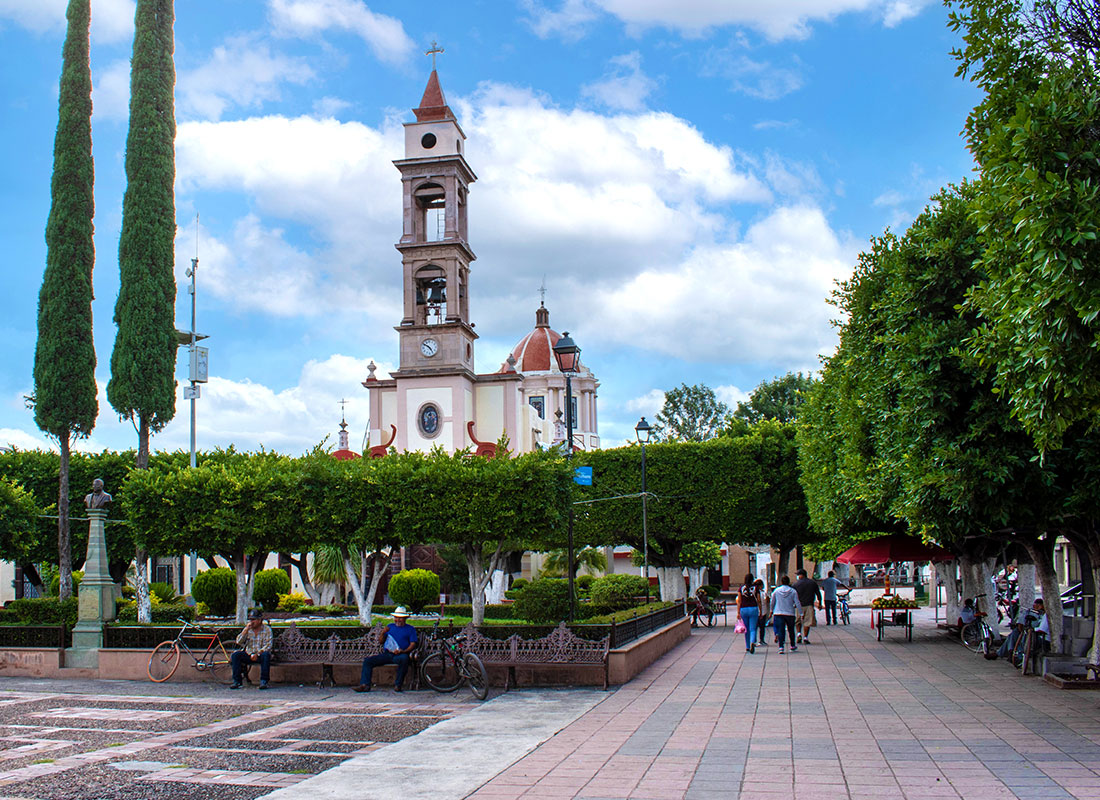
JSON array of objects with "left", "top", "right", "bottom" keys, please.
[{"left": 64, "top": 508, "right": 116, "bottom": 670}]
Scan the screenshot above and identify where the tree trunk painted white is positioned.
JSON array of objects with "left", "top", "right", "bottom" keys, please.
[
  {"left": 936, "top": 560, "right": 958, "bottom": 623},
  {"left": 318, "top": 583, "right": 337, "bottom": 605},
  {"left": 135, "top": 547, "right": 151, "bottom": 623},
  {"left": 977, "top": 558, "right": 997, "bottom": 618},
  {"left": 465, "top": 541, "right": 505, "bottom": 626},
  {"left": 344, "top": 548, "right": 389, "bottom": 626},
  {"left": 1090, "top": 561, "right": 1100, "bottom": 667},
  {"left": 834, "top": 562, "right": 851, "bottom": 583},
  {"left": 657, "top": 566, "right": 685, "bottom": 601},
  {"left": 958, "top": 555, "right": 976, "bottom": 610},
  {"left": 1016, "top": 562, "right": 1036, "bottom": 621},
  {"left": 485, "top": 569, "right": 507, "bottom": 604},
  {"left": 1025, "top": 539, "right": 1063, "bottom": 654},
  {"left": 687, "top": 567, "right": 705, "bottom": 596}
]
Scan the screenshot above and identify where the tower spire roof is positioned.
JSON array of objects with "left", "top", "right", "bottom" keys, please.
[{"left": 414, "top": 69, "right": 454, "bottom": 122}]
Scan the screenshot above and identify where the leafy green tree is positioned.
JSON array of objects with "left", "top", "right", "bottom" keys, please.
[
  {"left": 654, "top": 383, "right": 729, "bottom": 442},
  {"left": 0, "top": 478, "right": 40, "bottom": 588},
  {"left": 31, "top": 0, "right": 98, "bottom": 602},
  {"left": 575, "top": 440, "right": 755, "bottom": 600},
  {"left": 392, "top": 449, "right": 572, "bottom": 625},
  {"left": 107, "top": 0, "right": 178, "bottom": 622},
  {"left": 732, "top": 373, "right": 814, "bottom": 425},
  {"left": 388, "top": 569, "right": 441, "bottom": 613},
  {"left": 949, "top": 0, "right": 1100, "bottom": 452}
]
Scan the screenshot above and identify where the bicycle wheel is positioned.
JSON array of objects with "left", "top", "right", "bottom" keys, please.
[
  {"left": 960, "top": 622, "right": 983, "bottom": 652},
  {"left": 148, "top": 641, "right": 181, "bottom": 682},
  {"left": 200, "top": 642, "right": 233, "bottom": 684},
  {"left": 463, "top": 653, "right": 489, "bottom": 701},
  {"left": 842, "top": 608, "right": 851, "bottom": 625},
  {"left": 420, "top": 652, "right": 462, "bottom": 693}
]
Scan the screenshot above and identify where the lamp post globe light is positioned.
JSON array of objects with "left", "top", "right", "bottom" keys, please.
[
  {"left": 635, "top": 417, "right": 652, "bottom": 603},
  {"left": 552, "top": 331, "right": 581, "bottom": 622}
]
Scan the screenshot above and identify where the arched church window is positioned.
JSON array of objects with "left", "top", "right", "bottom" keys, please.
[
  {"left": 417, "top": 403, "right": 442, "bottom": 439},
  {"left": 529, "top": 396, "right": 545, "bottom": 419},
  {"left": 415, "top": 265, "right": 446, "bottom": 324}
]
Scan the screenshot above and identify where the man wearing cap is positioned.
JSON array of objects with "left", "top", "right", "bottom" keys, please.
[
  {"left": 230, "top": 609, "right": 274, "bottom": 690},
  {"left": 355, "top": 607, "right": 419, "bottom": 693}
]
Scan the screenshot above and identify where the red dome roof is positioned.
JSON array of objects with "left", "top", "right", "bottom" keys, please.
[{"left": 500, "top": 304, "right": 580, "bottom": 374}]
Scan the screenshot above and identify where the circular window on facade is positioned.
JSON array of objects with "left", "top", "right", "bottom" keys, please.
[
  {"left": 418, "top": 403, "right": 442, "bottom": 438},
  {"left": 421, "top": 132, "right": 437, "bottom": 149}
]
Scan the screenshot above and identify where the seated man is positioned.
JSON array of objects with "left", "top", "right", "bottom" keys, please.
[
  {"left": 690, "top": 587, "right": 712, "bottom": 626},
  {"left": 958, "top": 598, "right": 976, "bottom": 630},
  {"left": 230, "top": 608, "right": 273, "bottom": 690},
  {"left": 355, "top": 606, "right": 418, "bottom": 693},
  {"left": 997, "top": 598, "right": 1047, "bottom": 660}
]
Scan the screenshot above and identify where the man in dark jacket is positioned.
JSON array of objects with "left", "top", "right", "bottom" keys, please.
[{"left": 792, "top": 569, "right": 821, "bottom": 644}]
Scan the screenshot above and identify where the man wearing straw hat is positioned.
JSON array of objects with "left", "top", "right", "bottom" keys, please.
[{"left": 355, "top": 607, "right": 419, "bottom": 693}]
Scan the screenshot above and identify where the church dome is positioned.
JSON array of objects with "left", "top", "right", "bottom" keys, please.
[{"left": 500, "top": 303, "right": 582, "bottom": 374}]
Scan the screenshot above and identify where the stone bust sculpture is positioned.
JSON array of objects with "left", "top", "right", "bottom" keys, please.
[{"left": 84, "top": 478, "right": 112, "bottom": 510}]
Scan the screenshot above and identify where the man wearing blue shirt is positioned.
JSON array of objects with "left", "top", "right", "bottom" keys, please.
[
  {"left": 355, "top": 607, "right": 419, "bottom": 693},
  {"left": 820, "top": 571, "right": 845, "bottom": 625}
]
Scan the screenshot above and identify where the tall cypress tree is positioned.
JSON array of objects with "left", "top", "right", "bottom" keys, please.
[
  {"left": 108, "top": 0, "right": 177, "bottom": 621},
  {"left": 33, "top": 0, "right": 98, "bottom": 602}
]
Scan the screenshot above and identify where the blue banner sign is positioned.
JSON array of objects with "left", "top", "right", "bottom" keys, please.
[{"left": 574, "top": 466, "right": 593, "bottom": 485}]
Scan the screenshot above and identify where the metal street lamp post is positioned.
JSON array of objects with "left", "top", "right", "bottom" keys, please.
[
  {"left": 635, "top": 417, "right": 652, "bottom": 604},
  {"left": 553, "top": 331, "right": 581, "bottom": 623}
]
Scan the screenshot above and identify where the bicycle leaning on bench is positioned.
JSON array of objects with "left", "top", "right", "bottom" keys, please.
[
  {"left": 418, "top": 619, "right": 490, "bottom": 701},
  {"left": 148, "top": 618, "right": 234, "bottom": 683},
  {"left": 960, "top": 593, "right": 996, "bottom": 656}
]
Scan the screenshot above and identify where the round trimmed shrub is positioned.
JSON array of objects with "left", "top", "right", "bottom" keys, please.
[
  {"left": 387, "top": 569, "right": 440, "bottom": 613},
  {"left": 700, "top": 584, "right": 721, "bottom": 599},
  {"left": 190, "top": 568, "right": 236, "bottom": 616},
  {"left": 511, "top": 578, "right": 571, "bottom": 623},
  {"left": 253, "top": 568, "right": 292, "bottom": 611},
  {"left": 510, "top": 578, "right": 529, "bottom": 591},
  {"left": 589, "top": 574, "right": 650, "bottom": 611},
  {"left": 576, "top": 574, "right": 596, "bottom": 596}
]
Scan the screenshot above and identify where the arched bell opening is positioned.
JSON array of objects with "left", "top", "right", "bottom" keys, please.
[
  {"left": 414, "top": 182, "right": 446, "bottom": 242},
  {"left": 415, "top": 265, "right": 446, "bottom": 325}
]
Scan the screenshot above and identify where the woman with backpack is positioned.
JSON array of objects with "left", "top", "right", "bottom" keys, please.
[{"left": 736, "top": 573, "right": 760, "bottom": 653}]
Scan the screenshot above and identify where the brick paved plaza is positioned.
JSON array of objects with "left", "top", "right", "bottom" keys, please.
[{"left": 3, "top": 609, "right": 1100, "bottom": 799}]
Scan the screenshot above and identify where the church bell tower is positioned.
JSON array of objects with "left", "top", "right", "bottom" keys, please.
[{"left": 392, "top": 66, "right": 478, "bottom": 377}]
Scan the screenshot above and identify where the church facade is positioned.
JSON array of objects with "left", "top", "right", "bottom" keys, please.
[{"left": 363, "top": 69, "right": 599, "bottom": 457}]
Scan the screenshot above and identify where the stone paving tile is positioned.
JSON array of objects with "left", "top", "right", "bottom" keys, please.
[{"left": 472, "top": 608, "right": 1100, "bottom": 800}]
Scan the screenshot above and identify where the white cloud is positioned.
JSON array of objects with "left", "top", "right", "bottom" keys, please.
[
  {"left": 762, "top": 152, "right": 823, "bottom": 199},
  {"left": 0, "top": 427, "right": 51, "bottom": 451},
  {"left": 754, "top": 119, "right": 798, "bottom": 131},
  {"left": 704, "top": 52, "right": 804, "bottom": 100},
  {"left": 527, "top": 0, "right": 935, "bottom": 40},
  {"left": 626, "top": 388, "right": 665, "bottom": 416},
  {"left": 178, "top": 36, "right": 315, "bottom": 121},
  {"left": 0, "top": 0, "right": 134, "bottom": 43},
  {"left": 873, "top": 189, "right": 905, "bottom": 207},
  {"left": 267, "top": 0, "right": 414, "bottom": 65},
  {"left": 581, "top": 52, "right": 657, "bottom": 111},
  {"left": 587, "top": 205, "right": 856, "bottom": 363},
  {"left": 313, "top": 96, "right": 352, "bottom": 117},
  {"left": 92, "top": 59, "right": 131, "bottom": 122},
  {"left": 715, "top": 384, "right": 749, "bottom": 408}
]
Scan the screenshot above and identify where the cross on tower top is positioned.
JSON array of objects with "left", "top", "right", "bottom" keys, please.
[
  {"left": 539, "top": 276, "right": 547, "bottom": 306},
  {"left": 339, "top": 398, "right": 348, "bottom": 424},
  {"left": 426, "top": 41, "right": 444, "bottom": 70}
]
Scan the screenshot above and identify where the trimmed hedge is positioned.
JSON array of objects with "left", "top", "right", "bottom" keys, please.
[
  {"left": 253, "top": 569, "right": 291, "bottom": 611},
  {"left": 7, "top": 597, "right": 78, "bottom": 626},
  {"left": 387, "top": 569, "right": 440, "bottom": 613},
  {"left": 190, "top": 568, "right": 236, "bottom": 616},
  {"left": 511, "top": 579, "right": 571, "bottom": 624},
  {"left": 589, "top": 574, "right": 650, "bottom": 611},
  {"left": 116, "top": 601, "right": 195, "bottom": 623},
  {"left": 700, "top": 584, "right": 721, "bottom": 599}
]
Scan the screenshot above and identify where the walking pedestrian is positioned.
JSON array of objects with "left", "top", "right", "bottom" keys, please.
[
  {"left": 771, "top": 575, "right": 801, "bottom": 653},
  {"left": 755, "top": 578, "right": 770, "bottom": 646},
  {"left": 736, "top": 573, "right": 760, "bottom": 654},
  {"left": 793, "top": 569, "right": 821, "bottom": 644}
]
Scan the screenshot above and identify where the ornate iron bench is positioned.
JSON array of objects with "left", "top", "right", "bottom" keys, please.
[
  {"left": 461, "top": 622, "right": 610, "bottom": 690},
  {"left": 263, "top": 622, "right": 417, "bottom": 688}
]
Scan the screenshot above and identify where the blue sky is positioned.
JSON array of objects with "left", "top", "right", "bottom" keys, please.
[{"left": 0, "top": 0, "right": 980, "bottom": 456}]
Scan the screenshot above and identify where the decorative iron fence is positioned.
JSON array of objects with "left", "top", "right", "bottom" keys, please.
[
  {"left": 0, "top": 625, "right": 70, "bottom": 648},
  {"left": 608, "top": 603, "right": 687, "bottom": 649}
]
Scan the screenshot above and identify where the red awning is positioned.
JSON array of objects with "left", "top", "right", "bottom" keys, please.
[{"left": 835, "top": 534, "right": 953, "bottom": 565}]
